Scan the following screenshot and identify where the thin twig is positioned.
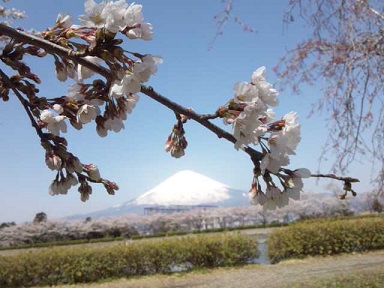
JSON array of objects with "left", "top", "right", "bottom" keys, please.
[
  {"left": 141, "top": 85, "right": 264, "bottom": 163},
  {"left": 311, "top": 173, "right": 360, "bottom": 183},
  {"left": 0, "top": 68, "right": 46, "bottom": 140}
]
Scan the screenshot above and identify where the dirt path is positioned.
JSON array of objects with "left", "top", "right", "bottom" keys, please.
[{"left": 46, "top": 250, "right": 384, "bottom": 288}]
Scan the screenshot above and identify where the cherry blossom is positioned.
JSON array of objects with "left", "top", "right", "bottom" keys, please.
[
  {"left": 0, "top": 0, "right": 358, "bottom": 205},
  {"left": 39, "top": 110, "right": 67, "bottom": 136},
  {"left": 76, "top": 104, "right": 100, "bottom": 124}
]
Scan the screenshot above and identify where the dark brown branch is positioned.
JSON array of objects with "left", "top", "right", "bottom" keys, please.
[
  {"left": 0, "top": 23, "right": 110, "bottom": 78},
  {"left": 200, "top": 112, "right": 220, "bottom": 120},
  {"left": 311, "top": 173, "right": 360, "bottom": 183}
]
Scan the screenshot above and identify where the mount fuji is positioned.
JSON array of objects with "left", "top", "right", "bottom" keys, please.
[{"left": 68, "top": 170, "right": 250, "bottom": 219}]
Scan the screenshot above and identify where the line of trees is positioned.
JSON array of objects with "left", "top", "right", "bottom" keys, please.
[{"left": 1, "top": 191, "right": 382, "bottom": 247}]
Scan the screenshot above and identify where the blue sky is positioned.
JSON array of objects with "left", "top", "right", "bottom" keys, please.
[{"left": 0, "top": 0, "right": 372, "bottom": 223}]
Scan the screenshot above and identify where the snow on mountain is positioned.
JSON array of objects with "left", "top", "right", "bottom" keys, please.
[
  {"left": 132, "top": 170, "right": 232, "bottom": 206},
  {"left": 67, "top": 170, "right": 249, "bottom": 219}
]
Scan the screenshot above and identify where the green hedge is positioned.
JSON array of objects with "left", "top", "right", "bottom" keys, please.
[
  {"left": 267, "top": 215, "right": 384, "bottom": 263},
  {"left": 0, "top": 233, "right": 258, "bottom": 287}
]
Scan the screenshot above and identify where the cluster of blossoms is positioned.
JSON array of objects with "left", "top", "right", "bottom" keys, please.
[
  {"left": 0, "top": 0, "right": 161, "bottom": 201},
  {"left": 2, "top": 0, "right": 350, "bottom": 208},
  {"left": 218, "top": 66, "right": 311, "bottom": 208},
  {"left": 165, "top": 114, "right": 189, "bottom": 158}
]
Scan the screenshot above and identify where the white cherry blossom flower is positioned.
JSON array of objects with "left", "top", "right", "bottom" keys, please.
[
  {"left": 55, "top": 13, "right": 73, "bottom": 28},
  {"left": 249, "top": 190, "right": 267, "bottom": 205},
  {"left": 109, "top": 73, "right": 141, "bottom": 99},
  {"left": 133, "top": 55, "right": 162, "bottom": 83},
  {"left": 45, "top": 153, "right": 62, "bottom": 171},
  {"left": 40, "top": 110, "right": 67, "bottom": 136},
  {"left": 118, "top": 94, "right": 139, "bottom": 120},
  {"left": 79, "top": 0, "right": 107, "bottom": 28},
  {"left": 101, "top": 0, "right": 127, "bottom": 33},
  {"left": 126, "top": 22, "right": 153, "bottom": 40},
  {"left": 260, "top": 153, "right": 289, "bottom": 174},
  {"left": 49, "top": 180, "right": 67, "bottom": 196},
  {"left": 40, "top": 110, "right": 55, "bottom": 124},
  {"left": 104, "top": 117, "right": 124, "bottom": 132},
  {"left": 61, "top": 174, "right": 78, "bottom": 190},
  {"left": 55, "top": 61, "right": 68, "bottom": 82},
  {"left": 77, "top": 104, "right": 100, "bottom": 124},
  {"left": 53, "top": 104, "right": 64, "bottom": 115},
  {"left": 66, "top": 155, "right": 83, "bottom": 174},
  {"left": 77, "top": 56, "right": 102, "bottom": 82},
  {"left": 285, "top": 176, "right": 304, "bottom": 200},
  {"left": 260, "top": 112, "right": 301, "bottom": 174},
  {"left": 293, "top": 168, "right": 311, "bottom": 178},
  {"left": 47, "top": 116, "right": 67, "bottom": 136},
  {"left": 233, "top": 82, "right": 261, "bottom": 107},
  {"left": 67, "top": 82, "right": 85, "bottom": 101},
  {"left": 123, "top": 2, "right": 144, "bottom": 27},
  {"left": 251, "top": 66, "right": 279, "bottom": 106}
]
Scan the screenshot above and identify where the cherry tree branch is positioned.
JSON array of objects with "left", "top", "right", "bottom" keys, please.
[
  {"left": 0, "top": 67, "right": 46, "bottom": 140},
  {"left": 0, "top": 23, "right": 110, "bottom": 77},
  {"left": 0, "top": 23, "right": 358, "bottom": 185},
  {"left": 311, "top": 173, "right": 359, "bottom": 183},
  {"left": 140, "top": 86, "right": 264, "bottom": 164},
  {"left": 0, "top": 23, "right": 264, "bottom": 164}
]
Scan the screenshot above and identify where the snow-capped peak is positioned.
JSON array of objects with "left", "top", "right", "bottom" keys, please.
[{"left": 133, "top": 170, "right": 231, "bottom": 206}]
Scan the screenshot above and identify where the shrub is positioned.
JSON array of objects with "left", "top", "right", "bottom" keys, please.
[
  {"left": 0, "top": 233, "right": 258, "bottom": 287},
  {"left": 267, "top": 215, "right": 384, "bottom": 263}
]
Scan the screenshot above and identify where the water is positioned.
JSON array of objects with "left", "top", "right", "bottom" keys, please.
[{"left": 253, "top": 235, "right": 270, "bottom": 265}]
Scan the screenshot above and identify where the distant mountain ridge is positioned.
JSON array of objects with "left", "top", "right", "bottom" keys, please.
[{"left": 68, "top": 170, "right": 249, "bottom": 219}]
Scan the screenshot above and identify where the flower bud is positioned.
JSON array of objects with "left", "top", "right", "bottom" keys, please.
[{"left": 84, "top": 164, "right": 101, "bottom": 181}]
